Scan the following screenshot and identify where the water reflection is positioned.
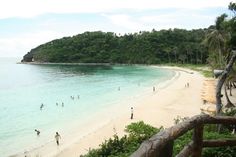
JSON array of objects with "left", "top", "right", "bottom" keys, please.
[{"left": 32, "top": 64, "right": 114, "bottom": 76}]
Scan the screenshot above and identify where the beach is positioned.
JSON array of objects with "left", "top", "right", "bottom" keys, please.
[
  {"left": 18, "top": 66, "right": 204, "bottom": 157},
  {"left": 56, "top": 66, "right": 204, "bottom": 157}
]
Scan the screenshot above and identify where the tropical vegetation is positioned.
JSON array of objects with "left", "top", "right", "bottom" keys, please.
[
  {"left": 81, "top": 118, "right": 236, "bottom": 157},
  {"left": 203, "top": 2, "right": 236, "bottom": 114},
  {"left": 22, "top": 2, "right": 236, "bottom": 156},
  {"left": 22, "top": 29, "right": 208, "bottom": 64}
]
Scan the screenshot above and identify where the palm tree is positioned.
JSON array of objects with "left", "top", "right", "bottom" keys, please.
[
  {"left": 204, "top": 14, "right": 229, "bottom": 69},
  {"left": 204, "top": 10, "right": 236, "bottom": 115},
  {"left": 216, "top": 51, "right": 236, "bottom": 114},
  {"left": 224, "top": 80, "right": 234, "bottom": 108}
]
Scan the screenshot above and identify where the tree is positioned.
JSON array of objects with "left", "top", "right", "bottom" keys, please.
[
  {"left": 216, "top": 50, "right": 236, "bottom": 114},
  {"left": 205, "top": 2, "right": 236, "bottom": 115}
]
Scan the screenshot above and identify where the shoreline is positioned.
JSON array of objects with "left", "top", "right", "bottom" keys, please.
[
  {"left": 14, "top": 66, "right": 204, "bottom": 157},
  {"left": 56, "top": 66, "right": 204, "bottom": 157}
]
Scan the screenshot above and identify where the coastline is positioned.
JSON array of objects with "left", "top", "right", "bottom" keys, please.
[{"left": 15, "top": 66, "right": 205, "bottom": 157}]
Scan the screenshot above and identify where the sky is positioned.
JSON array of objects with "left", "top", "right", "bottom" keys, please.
[{"left": 0, "top": 0, "right": 234, "bottom": 58}]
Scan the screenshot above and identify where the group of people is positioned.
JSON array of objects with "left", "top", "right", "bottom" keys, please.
[
  {"left": 185, "top": 82, "right": 190, "bottom": 88},
  {"left": 56, "top": 102, "right": 64, "bottom": 107},
  {"left": 34, "top": 129, "right": 61, "bottom": 146},
  {"left": 37, "top": 95, "right": 81, "bottom": 145},
  {"left": 39, "top": 95, "right": 81, "bottom": 110},
  {"left": 70, "top": 95, "right": 80, "bottom": 100}
]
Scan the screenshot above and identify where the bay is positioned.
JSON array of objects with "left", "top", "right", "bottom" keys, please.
[{"left": 0, "top": 58, "right": 174, "bottom": 156}]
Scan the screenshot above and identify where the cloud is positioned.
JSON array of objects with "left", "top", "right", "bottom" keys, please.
[
  {"left": 102, "top": 7, "right": 217, "bottom": 32},
  {"left": 0, "top": 0, "right": 232, "bottom": 19},
  {"left": 0, "top": 31, "right": 63, "bottom": 57},
  {"left": 139, "top": 11, "right": 214, "bottom": 29},
  {"left": 0, "top": 0, "right": 232, "bottom": 57},
  {"left": 102, "top": 14, "right": 144, "bottom": 32}
]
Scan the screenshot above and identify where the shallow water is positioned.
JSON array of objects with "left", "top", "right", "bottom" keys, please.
[{"left": 0, "top": 58, "right": 174, "bottom": 156}]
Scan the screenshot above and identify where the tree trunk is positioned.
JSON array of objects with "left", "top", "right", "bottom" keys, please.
[
  {"left": 201, "top": 51, "right": 203, "bottom": 64},
  {"left": 218, "top": 49, "right": 222, "bottom": 68},
  {"left": 175, "top": 51, "right": 177, "bottom": 63},
  {"left": 216, "top": 50, "right": 236, "bottom": 115},
  {"left": 224, "top": 83, "right": 234, "bottom": 108},
  {"left": 168, "top": 51, "right": 171, "bottom": 63},
  {"left": 230, "top": 82, "right": 233, "bottom": 96},
  {"left": 233, "top": 82, "right": 236, "bottom": 88}
]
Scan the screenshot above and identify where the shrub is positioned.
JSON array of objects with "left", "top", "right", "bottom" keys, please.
[
  {"left": 82, "top": 119, "right": 236, "bottom": 157},
  {"left": 81, "top": 121, "right": 162, "bottom": 157}
]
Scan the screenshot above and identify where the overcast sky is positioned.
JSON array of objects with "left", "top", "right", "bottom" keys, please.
[{"left": 0, "top": 0, "right": 233, "bottom": 57}]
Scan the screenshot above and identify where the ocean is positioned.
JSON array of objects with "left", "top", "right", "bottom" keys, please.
[{"left": 0, "top": 58, "right": 175, "bottom": 157}]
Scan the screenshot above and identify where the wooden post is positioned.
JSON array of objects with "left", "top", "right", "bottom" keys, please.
[
  {"left": 132, "top": 115, "right": 236, "bottom": 157},
  {"left": 192, "top": 124, "right": 204, "bottom": 157},
  {"left": 156, "top": 140, "right": 174, "bottom": 157}
]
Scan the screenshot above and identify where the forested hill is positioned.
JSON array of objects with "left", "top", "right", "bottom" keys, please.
[{"left": 22, "top": 29, "right": 209, "bottom": 64}]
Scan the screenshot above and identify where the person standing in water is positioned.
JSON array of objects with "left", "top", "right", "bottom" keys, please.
[
  {"left": 35, "top": 129, "right": 40, "bottom": 136},
  {"left": 40, "top": 104, "right": 44, "bottom": 110},
  {"left": 130, "top": 107, "right": 134, "bottom": 120},
  {"left": 55, "top": 132, "right": 61, "bottom": 146}
]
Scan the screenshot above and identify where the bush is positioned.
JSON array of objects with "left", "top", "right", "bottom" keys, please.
[
  {"left": 81, "top": 121, "right": 162, "bottom": 157},
  {"left": 82, "top": 119, "right": 236, "bottom": 157}
]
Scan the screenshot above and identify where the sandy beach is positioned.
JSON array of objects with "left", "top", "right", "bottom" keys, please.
[{"left": 19, "top": 66, "right": 205, "bottom": 157}]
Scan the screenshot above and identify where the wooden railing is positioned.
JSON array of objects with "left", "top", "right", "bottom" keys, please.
[{"left": 131, "top": 114, "right": 236, "bottom": 157}]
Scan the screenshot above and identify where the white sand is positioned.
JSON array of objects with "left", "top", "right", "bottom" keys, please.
[{"left": 19, "top": 66, "right": 205, "bottom": 157}]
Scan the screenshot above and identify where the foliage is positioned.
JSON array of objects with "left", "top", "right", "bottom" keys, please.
[
  {"left": 202, "top": 130, "right": 236, "bottom": 157},
  {"left": 203, "top": 2, "right": 236, "bottom": 70},
  {"left": 172, "top": 116, "right": 236, "bottom": 156},
  {"left": 22, "top": 29, "right": 209, "bottom": 64},
  {"left": 125, "top": 121, "right": 161, "bottom": 142},
  {"left": 224, "top": 108, "right": 236, "bottom": 116},
  {"left": 173, "top": 130, "right": 193, "bottom": 155},
  {"left": 82, "top": 117, "right": 236, "bottom": 157},
  {"left": 81, "top": 121, "right": 162, "bottom": 157}
]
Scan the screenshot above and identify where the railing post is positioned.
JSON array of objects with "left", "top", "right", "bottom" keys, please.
[
  {"left": 192, "top": 124, "right": 204, "bottom": 157},
  {"left": 156, "top": 140, "right": 173, "bottom": 157}
]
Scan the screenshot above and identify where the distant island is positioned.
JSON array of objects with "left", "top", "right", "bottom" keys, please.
[{"left": 22, "top": 29, "right": 209, "bottom": 64}]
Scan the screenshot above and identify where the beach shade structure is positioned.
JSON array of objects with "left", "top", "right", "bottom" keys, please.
[{"left": 200, "top": 79, "right": 217, "bottom": 114}]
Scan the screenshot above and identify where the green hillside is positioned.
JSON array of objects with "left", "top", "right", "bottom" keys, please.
[{"left": 22, "top": 29, "right": 209, "bottom": 64}]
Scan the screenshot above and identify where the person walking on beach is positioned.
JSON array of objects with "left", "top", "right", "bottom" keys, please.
[
  {"left": 62, "top": 102, "right": 64, "bottom": 107},
  {"left": 130, "top": 107, "right": 134, "bottom": 120},
  {"left": 35, "top": 129, "right": 40, "bottom": 136},
  {"left": 55, "top": 132, "right": 61, "bottom": 146},
  {"left": 153, "top": 86, "right": 155, "bottom": 92}
]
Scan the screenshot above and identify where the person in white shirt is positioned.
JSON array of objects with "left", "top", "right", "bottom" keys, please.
[
  {"left": 55, "top": 132, "right": 61, "bottom": 146},
  {"left": 131, "top": 107, "right": 134, "bottom": 120}
]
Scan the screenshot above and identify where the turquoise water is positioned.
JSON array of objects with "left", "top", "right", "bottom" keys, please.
[{"left": 0, "top": 58, "right": 174, "bottom": 157}]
